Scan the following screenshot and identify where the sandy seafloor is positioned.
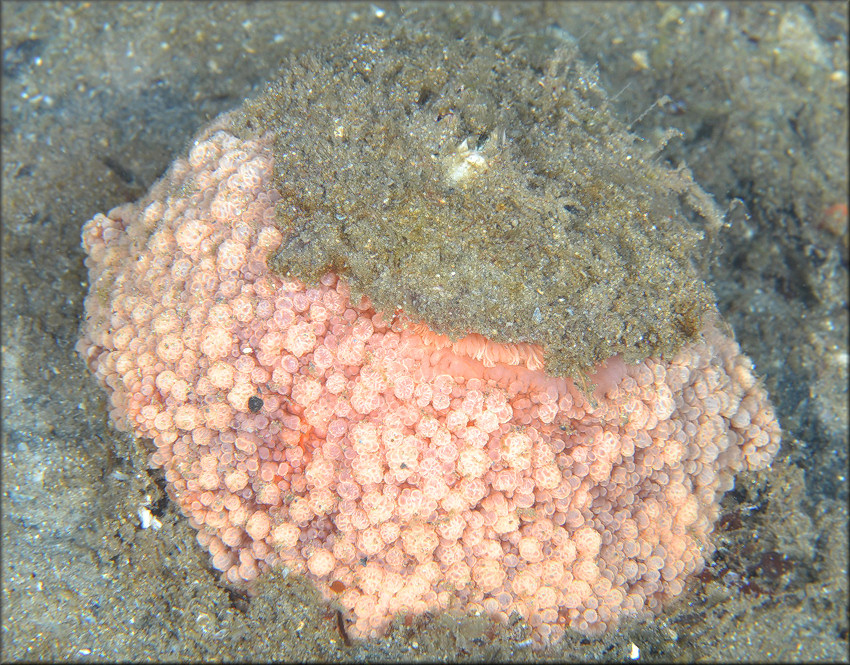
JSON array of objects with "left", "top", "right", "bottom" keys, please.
[{"left": 2, "top": 2, "right": 847, "bottom": 661}]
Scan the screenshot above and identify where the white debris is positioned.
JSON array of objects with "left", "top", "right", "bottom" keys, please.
[{"left": 138, "top": 505, "right": 162, "bottom": 530}]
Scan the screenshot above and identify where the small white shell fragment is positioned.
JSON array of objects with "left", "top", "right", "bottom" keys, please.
[{"left": 138, "top": 505, "right": 162, "bottom": 530}]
